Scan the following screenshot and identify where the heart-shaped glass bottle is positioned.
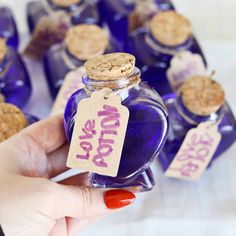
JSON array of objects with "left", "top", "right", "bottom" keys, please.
[{"left": 64, "top": 53, "right": 169, "bottom": 191}]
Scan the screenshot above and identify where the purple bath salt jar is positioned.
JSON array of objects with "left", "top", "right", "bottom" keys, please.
[
  {"left": 27, "top": 0, "right": 101, "bottom": 33},
  {"left": 64, "top": 53, "right": 169, "bottom": 192},
  {"left": 159, "top": 75, "right": 236, "bottom": 172},
  {"left": 25, "top": 0, "right": 101, "bottom": 59},
  {"left": 0, "top": 6, "right": 19, "bottom": 49},
  {"left": 44, "top": 24, "right": 118, "bottom": 99},
  {"left": 125, "top": 11, "right": 207, "bottom": 96},
  {"left": 98, "top": 0, "right": 175, "bottom": 51},
  {"left": 0, "top": 38, "right": 31, "bottom": 109}
]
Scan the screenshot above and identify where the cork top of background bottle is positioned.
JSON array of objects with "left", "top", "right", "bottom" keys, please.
[
  {"left": 150, "top": 11, "right": 192, "bottom": 47},
  {"left": 51, "top": 0, "right": 81, "bottom": 7},
  {"left": 181, "top": 76, "right": 225, "bottom": 116},
  {"left": 84, "top": 53, "right": 136, "bottom": 81},
  {"left": 0, "top": 103, "right": 27, "bottom": 142},
  {"left": 0, "top": 38, "right": 7, "bottom": 63},
  {"left": 65, "top": 24, "right": 108, "bottom": 61}
]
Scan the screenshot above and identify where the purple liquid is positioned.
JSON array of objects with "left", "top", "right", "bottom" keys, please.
[
  {"left": 0, "top": 7, "right": 19, "bottom": 49},
  {"left": 64, "top": 82, "right": 169, "bottom": 191},
  {"left": 43, "top": 42, "right": 118, "bottom": 99},
  {"left": 0, "top": 48, "right": 32, "bottom": 109},
  {"left": 158, "top": 94, "right": 236, "bottom": 171},
  {"left": 27, "top": 0, "right": 101, "bottom": 33},
  {"left": 98, "top": 0, "right": 175, "bottom": 51},
  {"left": 91, "top": 167, "right": 155, "bottom": 191},
  {"left": 125, "top": 29, "right": 207, "bottom": 96}
]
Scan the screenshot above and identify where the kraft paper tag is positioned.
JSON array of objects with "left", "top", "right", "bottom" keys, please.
[
  {"left": 67, "top": 88, "right": 129, "bottom": 177},
  {"left": 167, "top": 51, "right": 206, "bottom": 92},
  {"left": 165, "top": 121, "right": 221, "bottom": 181},
  {"left": 24, "top": 11, "right": 70, "bottom": 59},
  {"left": 51, "top": 67, "right": 85, "bottom": 116},
  {"left": 0, "top": 93, "right": 5, "bottom": 103},
  {"left": 129, "top": 1, "right": 159, "bottom": 32}
]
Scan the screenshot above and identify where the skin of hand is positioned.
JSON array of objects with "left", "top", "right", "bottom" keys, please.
[{"left": 0, "top": 115, "right": 135, "bottom": 236}]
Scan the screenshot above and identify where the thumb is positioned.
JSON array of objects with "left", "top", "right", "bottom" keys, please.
[{"left": 47, "top": 183, "right": 136, "bottom": 219}]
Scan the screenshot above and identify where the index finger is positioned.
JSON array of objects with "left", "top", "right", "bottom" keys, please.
[{"left": 21, "top": 115, "right": 67, "bottom": 153}]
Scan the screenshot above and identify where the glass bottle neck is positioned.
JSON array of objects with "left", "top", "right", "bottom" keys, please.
[
  {"left": 82, "top": 67, "right": 141, "bottom": 98},
  {"left": 174, "top": 94, "right": 224, "bottom": 126},
  {"left": 123, "top": 0, "right": 136, "bottom": 8},
  {"left": 44, "top": 0, "right": 85, "bottom": 14},
  {"left": 110, "top": 0, "right": 135, "bottom": 13},
  {"left": 145, "top": 30, "right": 193, "bottom": 57},
  {"left": 62, "top": 41, "right": 112, "bottom": 71},
  {"left": 62, "top": 46, "right": 84, "bottom": 70}
]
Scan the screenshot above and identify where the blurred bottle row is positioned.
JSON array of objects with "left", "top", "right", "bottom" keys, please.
[{"left": 0, "top": 0, "right": 235, "bottom": 186}]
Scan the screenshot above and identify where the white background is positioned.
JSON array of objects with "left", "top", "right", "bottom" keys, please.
[{"left": 0, "top": 0, "right": 236, "bottom": 235}]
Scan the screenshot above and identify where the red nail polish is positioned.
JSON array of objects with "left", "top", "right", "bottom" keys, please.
[{"left": 104, "top": 190, "right": 136, "bottom": 209}]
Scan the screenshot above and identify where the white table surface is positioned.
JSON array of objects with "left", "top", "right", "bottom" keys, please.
[{"left": 1, "top": 0, "right": 236, "bottom": 235}]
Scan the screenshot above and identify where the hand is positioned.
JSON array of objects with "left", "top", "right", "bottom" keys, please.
[{"left": 0, "top": 115, "right": 135, "bottom": 236}]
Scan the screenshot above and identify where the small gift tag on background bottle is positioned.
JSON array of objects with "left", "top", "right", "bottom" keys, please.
[
  {"left": 129, "top": 0, "right": 159, "bottom": 33},
  {"left": 51, "top": 67, "right": 85, "bottom": 116},
  {"left": 165, "top": 121, "right": 221, "bottom": 181},
  {"left": 24, "top": 11, "right": 70, "bottom": 59},
  {"left": 67, "top": 88, "right": 129, "bottom": 177},
  {"left": 0, "top": 93, "right": 5, "bottom": 103},
  {"left": 167, "top": 51, "right": 206, "bottom": 92}
]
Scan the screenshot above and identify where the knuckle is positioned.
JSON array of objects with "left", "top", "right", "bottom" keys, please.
[
  {"left": 78, "top": 187, "right": 93, "bottom": 217},
  {"left": 36, "top": 180, "right": 58, "bottom": 216}
]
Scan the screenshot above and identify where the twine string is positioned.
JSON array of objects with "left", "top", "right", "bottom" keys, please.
[
  {"left": 42, "top": 0, "right": 88, "bottom": 17},
  {"left": 84, "top": 77, "right": 141, "bottom": 99},
  {"left": 145, "top": 34, "right": 192, "bottom": 56},
  {"left": 61, "top": 47, "right": 78, "bottom": 70}
]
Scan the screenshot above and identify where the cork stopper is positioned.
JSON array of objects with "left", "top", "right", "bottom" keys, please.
[
  {"left": 0, "top": 103, "right": 27, "bottom": 142},
  {"left": 150, "top": 11, "right": 192, "bottom": 46},
  {"left": 0, "top": 38, "right": 7, "bottom": 63},
  {"left": 84, "top": 53, "right": 136, "bottom": 81},
  {"left": 65, "top": 24, "right": 108, "bottom": 61},
  {"left": 51, "top": 0, "right": 81, "bottom": 7},
  {"left": 181, "top": 76, "right": 225, "bottom": 116}
]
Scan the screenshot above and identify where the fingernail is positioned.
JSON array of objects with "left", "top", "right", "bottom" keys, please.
[{"left": 104, "top": 189, "right": 136, "bottom": 209}]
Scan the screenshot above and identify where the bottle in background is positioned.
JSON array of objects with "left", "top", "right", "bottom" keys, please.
[
  {"left": 0, "top": 6, "right": 19, "bottom": 49},
  {"left": 0, "top": 38, "right": 31, "bottom": 109},
  {"left": 125, "top": 11, "right": 206, "bottom": 96},
  {"left": 159, "top": 75, "right": 236, "bottom": 173},
  {"left": 44, "top": 24, "right": 117, "bottom": 99}
]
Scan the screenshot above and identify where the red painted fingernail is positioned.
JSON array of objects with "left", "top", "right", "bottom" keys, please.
[{"left": 104, "top": 190, "right": 136, "bottom": 209}]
